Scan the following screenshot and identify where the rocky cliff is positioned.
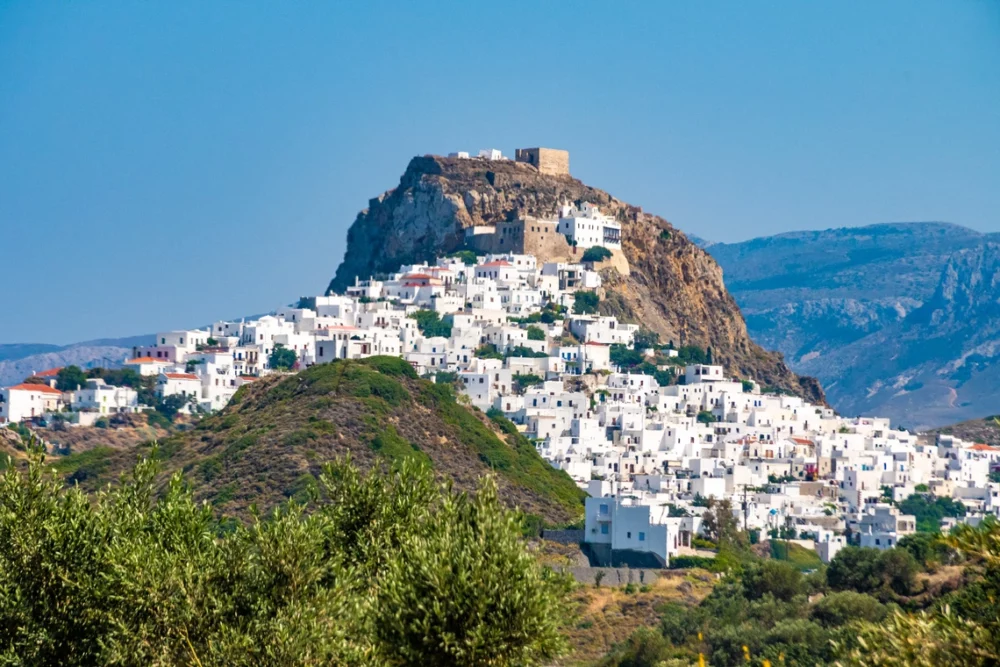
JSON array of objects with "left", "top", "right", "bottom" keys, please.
[{"left": 330, "top": 155, "right": 824, "bottom": 402}]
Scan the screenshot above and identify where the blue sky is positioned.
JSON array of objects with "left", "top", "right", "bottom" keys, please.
[{"left": 1, "top": 1, "right": 998, "bottom": 344}]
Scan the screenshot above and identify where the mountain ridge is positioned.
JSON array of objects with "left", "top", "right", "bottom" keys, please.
[{"left": 708, "top": 222, "right": 1000, "bottom": 428}]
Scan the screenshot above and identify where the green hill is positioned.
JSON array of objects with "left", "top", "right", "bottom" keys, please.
[{"left": 59, "top": 356, "right": 585, "bottom": 525}]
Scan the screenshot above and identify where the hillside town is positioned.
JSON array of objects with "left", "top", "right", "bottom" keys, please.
[{"left": 3, "top": 197, "right": 999, "bottom": 569}]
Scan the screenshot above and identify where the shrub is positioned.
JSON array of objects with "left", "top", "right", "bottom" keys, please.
[
  {"left": 581, "top": 246, "right": 612, "bottom": 263},
  {"left": 572, "top": 291, "right": 600, "bottom": 315},
  {"left": 474, "top": 344, "right": 504, "bottom": 360},
  {"left": 827, "top": 546, "right": 919, "bottom": 598},
  {"left": 696, "top": 410, "right": 716, "bottom": 424},
  {"left": 741, "top": 560, "right": 805, "bottom": 602},
  {"left": 898, "top": 493, "right": 967, "bottom": 533},
  {"left": 811, "top": 590, "right": 888, "bottom": 627},
  {"left": 268, "top": 343, "right": 297, "bottom": 371},
  {"left": 447, "top": 249, "right": 478, "bottom": 265},
  {"left": 0, "top": 450, "right": 571, "bottom": 665},
  {"left": 526, "top": 325, "right": 546, "bottom": 341},
  {"left": 409, "top": 310, "right": 453, "bottom": 338}
]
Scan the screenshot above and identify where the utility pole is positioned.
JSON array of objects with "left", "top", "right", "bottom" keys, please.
[{"left": 740, "top": 483, "right": 751, "bottom": 532}]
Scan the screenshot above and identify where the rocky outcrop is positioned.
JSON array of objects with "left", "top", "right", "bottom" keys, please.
[{"left": 330, "top": 155, "right": 824, "bottom": 403}]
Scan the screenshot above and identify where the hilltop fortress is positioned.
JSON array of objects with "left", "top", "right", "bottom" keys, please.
[
  {"left": 449, "top": 146, "right": 571, "bottom": 177},
  {"left": 447, "top": 148, "right": 624, "bottom": 269}
]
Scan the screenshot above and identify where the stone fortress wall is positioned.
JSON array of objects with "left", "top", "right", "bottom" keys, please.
[{"left": 468, "top": 216, "right": 576, "bottom": 260}]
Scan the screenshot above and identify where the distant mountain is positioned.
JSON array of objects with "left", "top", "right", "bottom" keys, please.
[
  {"left": 0, "top": 334, "right": 152, "bottom": 386},
  {"left": 0, "top": 344, "right": 62, "bottom": 363},
  {"left": 685, "top": 233, "right": 715, "bottom": 249},
  {"left": 707, "top": 222, "right": 1000, "bottom": 429}
]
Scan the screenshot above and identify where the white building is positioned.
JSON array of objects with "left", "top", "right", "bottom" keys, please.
[
  {"left": 0, "top": 384, "right": 64, "bottom": 423},
  {"left": 584, "top": 496, "right": 673, "bottom": 566},
  {"left": 72, "top": 379, "right": 139, "bottom": 415},
  {"left": 557, "top": 202, "right": 622, "bottom": 250}
]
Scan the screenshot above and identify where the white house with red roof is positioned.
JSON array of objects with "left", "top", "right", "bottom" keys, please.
[
  {"left": 474, "top": 260, "right": 518, "bottom": 283},
  {"left": 27, "top": 367, "right": 63, "bottom": 388},
  {"left": 156, "top": 372, "right": 202, "bottom": 409},
  {"left": 0, "top": 383, "right": 64, "bottom": 423}
]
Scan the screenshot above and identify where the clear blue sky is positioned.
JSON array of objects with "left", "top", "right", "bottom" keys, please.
[{"left": 1, "top": 1, "right": 998, "bottom": 345}]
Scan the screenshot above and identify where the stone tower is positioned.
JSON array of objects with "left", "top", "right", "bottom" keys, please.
[{"left": 514, "top": 147, "right": 570, "bottom": 176}]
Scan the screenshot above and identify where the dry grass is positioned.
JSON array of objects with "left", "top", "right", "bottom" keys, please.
[
  {"left": 558, "top": 569, "right": 716, "bottom": 665},
  {"left": 529, "top": 539, "right": 589, "bottom": 569}
]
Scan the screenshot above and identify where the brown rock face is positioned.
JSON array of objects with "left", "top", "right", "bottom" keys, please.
[{"left": 330, "top": 155, "right": 825, "bottom": 403}]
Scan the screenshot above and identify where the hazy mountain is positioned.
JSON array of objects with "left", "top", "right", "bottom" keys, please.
[
  {"left": 708, "top": 222, "right": 1000, "bottom": 429},
  {"left": 0, "top": 335, "right": 152, "bottom": 386}
]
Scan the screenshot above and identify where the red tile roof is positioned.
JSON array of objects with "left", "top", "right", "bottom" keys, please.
[
  {"left": 164, "top": 373, "right": 199, "bottom": 381},
  {"left": 34, "top": 367, "right": 63, "bottom": 378},
  {"left": 8, "top": 383, "right": 62, "bottom": 394},
  {"left": 479, "top": 261, "right": 512, "bottom": 267},
  {"left": 126, "top": 357, "right": 168, "bottom": 364}
]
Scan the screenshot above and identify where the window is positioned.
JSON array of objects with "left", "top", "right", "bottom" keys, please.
[
  {"left": 639, "top": 532, "right": 645, "bottom": 541},
  {"left": 599, "top": 503, "right": 608, "bottom": 514},
  {"left": 627, "top": 531, "right": 631, "bottom": 539},
  {"left": 600, "top": 524, "right": 609, "bottom": 535}
]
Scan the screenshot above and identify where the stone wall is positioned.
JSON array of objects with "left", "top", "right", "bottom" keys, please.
[
  {"left": 561, "top": 566, "right": 664, "bottom": 586},
  {"left": 515, "top": 147, "right": 570, "bottom": 176},
  {"left": 468, "top": 217, "right": 576, "bottom": 262},
  {"left": 541, "top": 528, "right": 585, "bottom": 545}
]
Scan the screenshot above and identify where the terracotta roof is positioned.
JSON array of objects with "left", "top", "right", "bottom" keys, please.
[
  {"left": 970, "top": 443, "right": 1000, "bottom": 452},
  {"left": 790, "top": 437, "right": 814, "bottom": 445},
  {"left": 479, "top": 261, "right": 512, "bottom": 267},
  {"left": 125, "top": 357, "right": 168, "bottom": 364},
  {"left": 8, "top": 383, "right": 62, "bottom": 394},
  {"left": 403, "top": 273, "right": 432, "bottom": 280},
  {"left": 239, "top": 375, "right": 259, "bottom": 381},
  {"left": 164, "top": 373, "right": 199, "bottom": 381},
  {"left": 34, "top": 367, "right": 63, "bottom": 378}
]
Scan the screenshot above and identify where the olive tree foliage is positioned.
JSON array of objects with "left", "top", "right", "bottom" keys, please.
[
  {"left": 834, "top": 520, "right": 1000, "bottom": 666},
  {"left": 0, "top": 447, "right": 571, "bottom": 666}
]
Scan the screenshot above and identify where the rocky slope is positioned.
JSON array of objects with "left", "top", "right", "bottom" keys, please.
[
  {"left": 928, "top": 415, "right": 1000, "bottom": 447},
  {"left": 330, "top": 155, "right": 823, "bottom": 402},
  {"left": 708, "top": 224, "right": 1000, "bottom": 428},
  {"left": 56, "top": 357, "right": 586, "bottom": 525}
]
